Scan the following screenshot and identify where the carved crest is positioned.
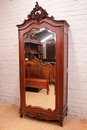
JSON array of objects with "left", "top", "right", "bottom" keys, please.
[{"left": 26, "top": 2, "right": 54, "bottom": 22}]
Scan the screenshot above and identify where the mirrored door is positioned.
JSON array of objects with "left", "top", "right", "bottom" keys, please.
[{"left": 24, "top": 28, "right": 56, "bottom": 110}]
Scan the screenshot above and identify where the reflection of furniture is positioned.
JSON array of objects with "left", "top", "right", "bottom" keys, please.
[
  {"left": 50, "top": 64, "right": 56, "bottom": 84},
  {"left": 25, "top": 57, "right": 52, "bottom": 94},
  {"left": 42, "top": 59, "right": 56, "bottom": 84},
  {"left": 46, "top": 43, "right": 55, "bottom": 58},
  {"left": 25, "top": 37, "right": 43, "bottom": 60}
]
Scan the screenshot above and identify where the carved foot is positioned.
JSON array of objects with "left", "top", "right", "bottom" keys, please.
[
  {"left": 47, "top": 88, "right": 49, "bottom": 95},
  {"left": 59, "top": 117, "right": 63, "bottom": 127},
  {"left": 65, "top": 112, "right": 68, "bottom": 116},
  {"left": 20, "top": 113, "right": 23, "bottom": 118},
  {"left": 66, "top": 106, "right": 68, "bottom": 116},
  {"left": 60, "top": 122, "right": 63, "bottom": 127}
]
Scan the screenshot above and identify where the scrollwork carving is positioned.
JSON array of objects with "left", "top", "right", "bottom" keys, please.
[
  {"left": 36, "top": 113, "right": 44, "bottom": 120},
  {"left": 26, "top": 110, "right": 60, "bottom": 121},
  {"left": 24, "top": 2, "right": 54, "bottom": 23}
]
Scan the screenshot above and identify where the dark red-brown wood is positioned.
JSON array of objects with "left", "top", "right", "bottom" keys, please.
[{"left": 17, "top": 2, "right": 69, "bottom": 126}]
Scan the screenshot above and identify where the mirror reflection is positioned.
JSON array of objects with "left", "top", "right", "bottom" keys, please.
[{"left": 24, "top": 28, "right": 56, "bottom": 110}]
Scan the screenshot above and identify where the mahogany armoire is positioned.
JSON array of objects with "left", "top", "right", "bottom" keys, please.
[{"left": 17, "top": 2, "right": 69, "bottom": 126}]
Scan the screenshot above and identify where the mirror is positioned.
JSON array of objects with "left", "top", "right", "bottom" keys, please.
[{"left": 24, "top": 28, "right": 56, "bottom": 110}]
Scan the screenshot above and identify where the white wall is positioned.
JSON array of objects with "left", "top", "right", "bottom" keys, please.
[{"left": 0, "top": 0, "right": 87, "bottom": 118}]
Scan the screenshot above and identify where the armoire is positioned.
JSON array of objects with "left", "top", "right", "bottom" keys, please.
[{"left": 17, "top": 2, "right": 69, "bottom": 126}]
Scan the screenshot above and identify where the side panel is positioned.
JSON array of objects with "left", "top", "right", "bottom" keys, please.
[{"left": 63, "top": 28, "right": 68, "bottom": 111}]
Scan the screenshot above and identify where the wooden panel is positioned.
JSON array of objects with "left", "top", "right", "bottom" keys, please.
[
  {"left": 25, "top": 78, "right": 48, "bottom": 88},
  {"left": 50, "top": 64, "right": 56, "bottom": 83},
  {"left": 63, "top": 33, "right": 68, "bottom": 108}
]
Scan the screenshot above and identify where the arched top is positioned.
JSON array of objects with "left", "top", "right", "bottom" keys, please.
[{"left": 16, "top": 2, "right": 69, "bottom": 28}]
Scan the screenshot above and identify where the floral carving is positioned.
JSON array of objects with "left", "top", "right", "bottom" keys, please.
[
  {"left": 26, "top": 2, "right": 54, "bottom": 22},
  {"left": 36, "top": 113, "right": 44, "bottom": 120}
]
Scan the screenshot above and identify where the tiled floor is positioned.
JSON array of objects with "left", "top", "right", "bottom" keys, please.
[{"left": 0, "top": 103, "right": 87, "bottom": 130}]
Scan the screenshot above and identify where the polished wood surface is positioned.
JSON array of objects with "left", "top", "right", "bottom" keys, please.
[
  {"left": 50, "top": 64, "right": 56, "bottom": 84},
  {"left": 17, "top": 2, "right": 69, "bottom": 126}
]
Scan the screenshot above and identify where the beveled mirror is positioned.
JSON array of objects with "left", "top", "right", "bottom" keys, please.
[
  {"left": 25, "top": 28, "right": 56, "bottom": 110},
  {"left": 17, "top": 2, "right": 69, "bottom": 126}
]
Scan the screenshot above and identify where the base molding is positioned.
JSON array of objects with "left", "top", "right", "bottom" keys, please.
[{"left": 19, "top": 106, "right": 68, "bottom": 127}]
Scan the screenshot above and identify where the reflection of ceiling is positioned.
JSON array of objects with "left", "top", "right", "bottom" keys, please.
[
  {"left": 32, "top": 28, "right": 46, "bottom": 35},
  {"left": 32, "top": 28, "right": 55, "bottom": 43},
  {"left": 41, "top": 34, "right": 53, "bottom": 42},
  {"left": 25, "top": 28, "right": 56, "bottom": 43}
]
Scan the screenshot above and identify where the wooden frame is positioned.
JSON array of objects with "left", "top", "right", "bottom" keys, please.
[{"left": 17, "top": 2, "right": 69, "bottom": 126}]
